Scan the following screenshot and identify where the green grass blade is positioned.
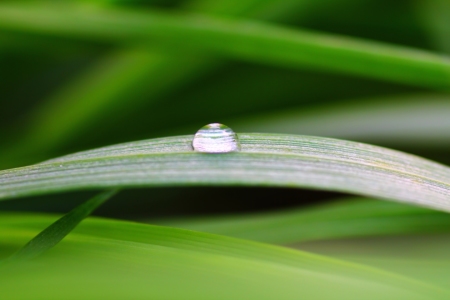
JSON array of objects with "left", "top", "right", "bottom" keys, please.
[
  {"left": 0, "top": 3, "right": 449, "bottom": 89},
  {"left": 17, "top": 49, "right": 172, "bottom": 151},
  {"left": 0, "top": 134, "right": 449, "bottom": 211},
  {"left": 7, "top": 189, "right": 118, "bottom": 260},
  {"left": 233, "top": 93, "right": 450, "bottom": 148},
  {"left": 0, "top": 0, "right": 307, "bottom": 167},
  {"left": 0, "top": 214, "right": 446, "bottom": 299},
  {"left": 417, "top": 0, "right": 450, "bottom": 53},
  {"left": 155, "top": 197, "right": 450, "bottom": 244},
  {"left": 0, "top": 48, "right": 211, "bottom": 168},
  {"left": 297, "top": 233, "right": 450, "bottom": 290}
]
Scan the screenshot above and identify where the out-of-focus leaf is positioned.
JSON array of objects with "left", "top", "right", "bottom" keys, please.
[
  {"left": 7, "top": 189, "right": 117, "bottom": 261},
  {"left": 298, "top": 233, "right": 450, "bottom": 290},
  {"left": 0, "top": 48, "right": 211, "bottom": 168},
  {"left": 0, "top": 213, "right": 445, "bottom": 299},
  {"left": 417, "top": 0, "right": 450, "bottom": 53},
  {"left": 0, "top": 3, "right": 448, "bottom": 89},
  {"left": 155, "top": 197, "right": 450, "bottom": 244},
  {"left": 232, "top": 93, "right": 450, "bottom": 148},
  {"left": 0, "top": 0, "right": 312, "bottom": 167}
]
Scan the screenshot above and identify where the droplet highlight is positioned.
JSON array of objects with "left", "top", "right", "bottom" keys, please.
[{"left": 192, "top": 123, "right": 240, "bottom": 153}]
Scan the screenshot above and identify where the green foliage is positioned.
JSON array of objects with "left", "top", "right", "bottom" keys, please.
[
  {"left": 158, "top": 197, "right": 450, "bottom": 244},
  {"left": 7, "top": 190, "right": 117, "bottom": 261},
  {"left": 0, "top": 3, "right": 448, "bottom": 89},
  {"left": 0, "top": 213, "right": 447, "bottom": 299},
  {"left": 0, "top": 134, "right": 449, "bottom": 211},
  {"left": 1, "top": 0, "right": 450, "bottom": 298}
]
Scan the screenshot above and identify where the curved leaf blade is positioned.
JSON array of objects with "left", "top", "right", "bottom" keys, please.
[
  {"left": 156, "top": 197, "right": 450, "bottom": 244},
  {"left": 3, "top": 0, "right": 304, "bottom": 167},
  {"left": 233, "top": 93, "right": 450, "bottom": 148},
  {"left": 7, "top": 189, "right": 118, "bottom": 261},
  {"left": 0, "top": 3, "right": 449, "bottom": 89},
  {"left": 0, "top": 134, "right": 449, "bottom": 211},
  {"left": 0, "top": 214, "right": 446, "bottom": 299}
]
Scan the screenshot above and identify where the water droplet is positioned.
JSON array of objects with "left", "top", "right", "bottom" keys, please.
[{"left": 192, "top": 123, "right": 240, "bottom": 153}]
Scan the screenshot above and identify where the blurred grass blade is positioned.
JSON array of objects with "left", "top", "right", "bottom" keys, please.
[
  {"left": 296, "top": 232, "right": 450, "bottom": 290},
  {"left": 0, "top": 0, "right": 311, "bottom": 168},
  {"left": 20, "top": 48, "right": 176, "bottom": 149},
  {"left": 0, "top": 3, "right": 449, "bottom": 89},
  {"left": 7, "top": 189, "right": 118, "bottom": 260},
  {"left": 155, "top": 197, "right": 450, "bottom": 244},
  {"left": 417, "top": 0, "right": 450, "bottom": 53},
  {"left": 0, "top": 48, "right": 212, "bottom": 168},
  {"left": 0, "top": 134, "right": 449, "bottom": 211},
  {"left": 0, "top": 213, "right": 446, "bottom": 299},
  {"left": 233, "top": 93, "right": 450, "bottom": 148}
]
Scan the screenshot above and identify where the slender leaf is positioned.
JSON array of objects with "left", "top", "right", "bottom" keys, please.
[
  {"left": 297, "top": 233, "right": 450, "bottom": 290},
  {"left": 0, "top": 213, "right": 446, "bottom": 299},
  {"left": 0, "top": 134, "right": 449, "bottom": 212},
  {"left": 0, "top": 3, "right": 449, "bottom": 89},
  {"left": 155, "top": 197, "right": 450, "bottom": 244},
  {"left": 417, "top": 0, "right": 450, "bottom": 54},
  {"left": 232, "top": 93, "right": 450, "bottom": 148},
  {"left": 7, "top": 189, "right": 118, "bottom": 261},
  {"left": 0, "top": 0, "right": 309, "bottom": 167},
  {"left": 0, "top": 48, "right": 210, "bottom": 168}
]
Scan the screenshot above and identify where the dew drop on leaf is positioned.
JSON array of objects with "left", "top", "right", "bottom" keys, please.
[{"left": 192, "top": 123, "right": 241, "bottom": 153}]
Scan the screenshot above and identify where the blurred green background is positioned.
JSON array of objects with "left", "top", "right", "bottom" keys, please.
[{"left": 0, "top": 0, "right": 449, "bottom": 220}]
